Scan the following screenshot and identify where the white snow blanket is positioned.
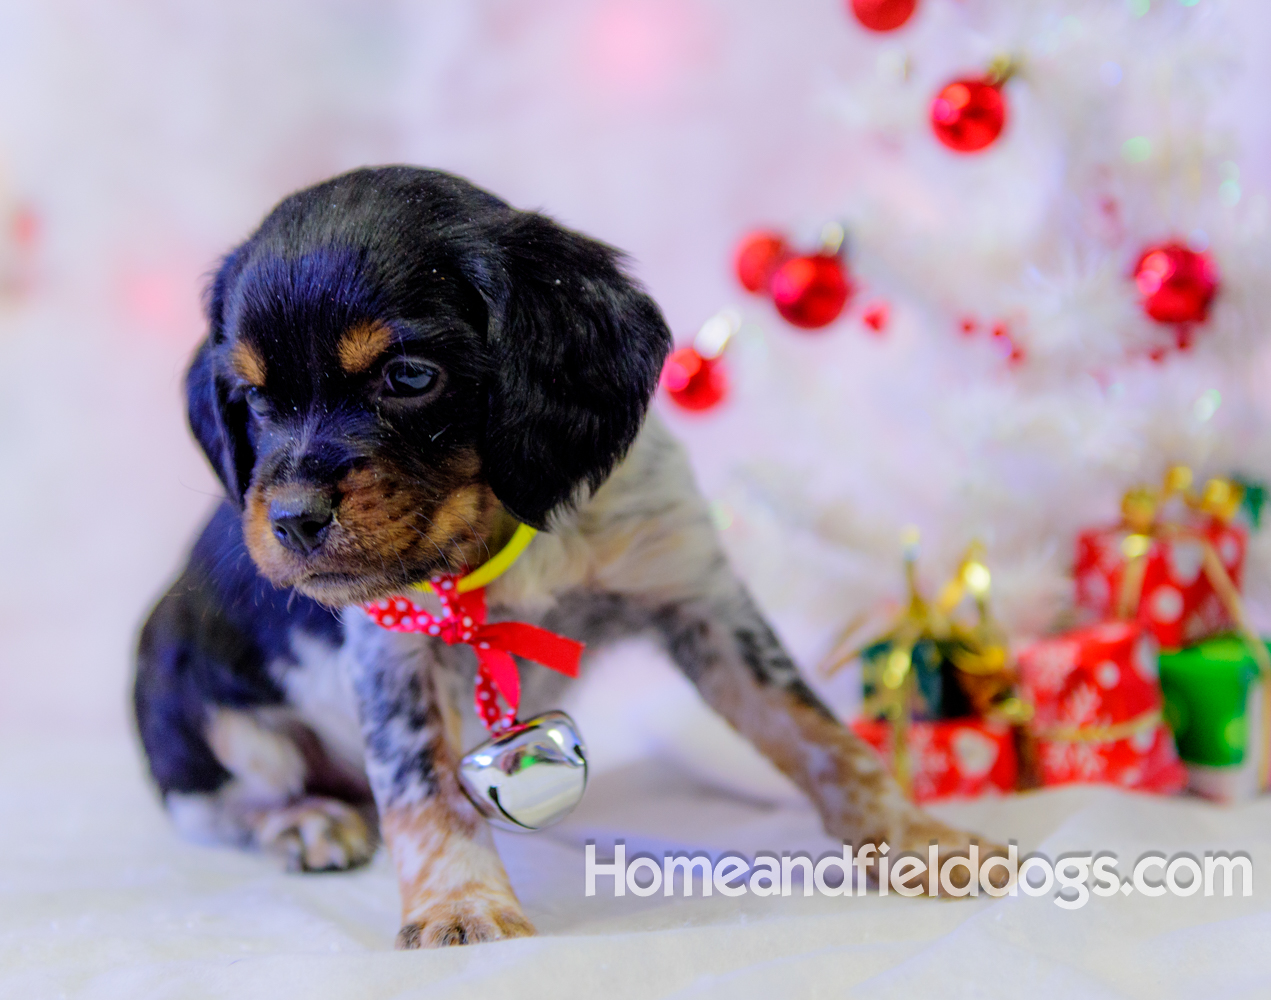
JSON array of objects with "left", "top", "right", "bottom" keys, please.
[{"left": 5, "top": 646, "right": 1270, "bottom": 1000}]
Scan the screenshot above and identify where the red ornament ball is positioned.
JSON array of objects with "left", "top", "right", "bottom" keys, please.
[
  {"left": 662, "top": 346, "right": 727, "bottom": 411},
  {"left": 1133, "top": 242, "right": 1219, "bottom": 325},
  {"left": 734, "top": 231, "right": 790, "bottom": 293},
  {"left": 850, "top": 0, "right": 917, "bottom": 31},
  {"left": 770, "top": 254, "right": 852, "bottom": 330},
  {"left": 931, "top": 78, "right": 1006, "bottom": 153}
]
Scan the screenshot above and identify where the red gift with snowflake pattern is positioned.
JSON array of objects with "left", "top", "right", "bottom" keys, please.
[
  {"left": 1073, "top": 468, "right": 1249, "bottom": 651},
  {"left": 1074, "top": 519, "right": 1245, "bottom": 650},
  {"left": 851, "top": 717, "right": 1018, "bottom": 803},
  {"left": 1016, "top": 620, "right": 1186, "bottom": 792}
]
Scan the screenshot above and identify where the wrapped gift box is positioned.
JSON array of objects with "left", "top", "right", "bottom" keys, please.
[
  {"left": 860, "top": 637, "right": 973, "bottom": 722},
  {"left": 1017, "top": 620, "right": 1186, "bottom": 793},
  {"left": 1074, "top": 520, "right": 1245, "bottom": 650},
  {"left": 1032, "top": 721, "right": 1183, "bottom": 792},
  {"left": 852, "top": 717, "right": 1017, "bottom": 803},
  {"left": 1159, "top": 635, "right": 1271, "bottom": 802}
]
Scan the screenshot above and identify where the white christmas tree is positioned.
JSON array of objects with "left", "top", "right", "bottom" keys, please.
[{"left": 656, "top": 0, "right": 1271, "bottom": 717}]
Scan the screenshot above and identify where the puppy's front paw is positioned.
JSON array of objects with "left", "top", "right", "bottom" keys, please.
[
  {"left": 253, "top": 797, "right": 374, "bottom": 872},
  {"left": 396, "top": 899, "right": 535, "bottom": 949},
  {"left": 892, "top": 815, "right": 1009, "bottom": 896}
]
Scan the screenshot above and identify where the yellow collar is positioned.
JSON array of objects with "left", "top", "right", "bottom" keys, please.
[{"left": 411, "top": 523, "right": 538, "bottom": 596}]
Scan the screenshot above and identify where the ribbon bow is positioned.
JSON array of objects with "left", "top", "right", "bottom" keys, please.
[
  {"left": 820, "top": 533, "right": 1031, "bottom": 796},
  {"left": 1120, "top": 464, "right": 1243, "bottom": 535},
  {"left": 364, "top": 575, "right": 584, "bottom": 732},
  {"left": 1116, "top": 466, "right": 1265, "bottom": 666}
]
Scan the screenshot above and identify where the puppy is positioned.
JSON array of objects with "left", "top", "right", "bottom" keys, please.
[{"left": 135, "top": 166, "right": 984, "bottom": 949}]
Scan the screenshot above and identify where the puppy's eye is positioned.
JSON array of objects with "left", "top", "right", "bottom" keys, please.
[
  {"left": 383, "top": 359, "right": 438, "bottom": 397},
  {"left": 244, "top": 386, "right": 271, "bottom": 417}
]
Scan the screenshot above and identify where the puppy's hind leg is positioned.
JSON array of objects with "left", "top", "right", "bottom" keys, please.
[
  {"left": 164, "top": 707, "right": 374, "bottom": 873},
  {"left": 134, "top": 513, "right": 373, "bottom": 874}
]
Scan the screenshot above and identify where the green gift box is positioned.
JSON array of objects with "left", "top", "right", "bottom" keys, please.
[{"left": 1159, "top": 634, "right": 1271, "bottom": 801}]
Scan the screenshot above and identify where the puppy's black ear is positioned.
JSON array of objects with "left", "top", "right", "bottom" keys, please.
[
  {"left": 461, "top": 213, "right": 672, "bottom": 528},
  {"left": 186, "top": 249, "right": 255, "bottom": 506}
]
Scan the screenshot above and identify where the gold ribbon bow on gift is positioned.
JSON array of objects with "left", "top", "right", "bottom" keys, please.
[
  {"left": 1116, "top": 465, "right": 1271, "bottom": 787},
  {"left": 1116, "top": 466, "right": 1266, "bottom": 664},
  {"left": 820, "top": 532, "right": 1030, "bottom": 796}
]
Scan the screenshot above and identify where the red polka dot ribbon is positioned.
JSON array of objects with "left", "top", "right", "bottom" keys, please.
[{"left": 363, "top": 575, "right": 584, "bottom": 733}]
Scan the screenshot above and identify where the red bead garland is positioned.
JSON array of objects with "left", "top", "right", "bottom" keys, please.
[{"left": 861, "top": 302, "right": 890, "bottom": 334}]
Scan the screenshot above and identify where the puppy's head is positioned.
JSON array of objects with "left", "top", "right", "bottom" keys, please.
[{"left": 187, "top": 167, "right": 671, "bottom": 606}]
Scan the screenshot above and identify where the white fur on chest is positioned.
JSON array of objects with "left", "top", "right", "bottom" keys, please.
[{"left": 271, "top": 629, "right": 366, "bottom": 778}]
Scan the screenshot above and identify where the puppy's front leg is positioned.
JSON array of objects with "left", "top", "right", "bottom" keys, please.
[
  {"left": 345, "top": 622, "right": 534, "bottom": 948},
  {"left": 654, "top": 578, "right": 988, "bottom": 865}
]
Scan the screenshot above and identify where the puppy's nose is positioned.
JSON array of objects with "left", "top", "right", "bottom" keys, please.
[{"left": 269, "top": 489, "right": 334, "bottom": 556}]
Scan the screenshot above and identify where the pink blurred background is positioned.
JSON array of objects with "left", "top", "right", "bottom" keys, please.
[{"left": 0, "top": 1, "right": 865, "bottom": 741}]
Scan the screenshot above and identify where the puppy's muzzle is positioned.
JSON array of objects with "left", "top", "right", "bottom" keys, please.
[{"left": 268, "top": 485, "right": 334, "bottom": 556}]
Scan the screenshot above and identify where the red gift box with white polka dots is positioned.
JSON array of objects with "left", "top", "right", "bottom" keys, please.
[
  {"left": 851, "top": 717, "right": 1018, "bottom": 803},
  {"left": 1017, "top": 620, "right": 1186, "bottom": 793},
  {"left": 1073, "top": 520, "right": 1246, "bottom": 650}
]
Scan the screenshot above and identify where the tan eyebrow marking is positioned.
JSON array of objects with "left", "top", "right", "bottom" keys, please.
[
  {"left": 229, "top": 340, "right": 267, "bottom": 387},
  {"left": 337, "top": 321, "right": 393, "bottom": 373}
]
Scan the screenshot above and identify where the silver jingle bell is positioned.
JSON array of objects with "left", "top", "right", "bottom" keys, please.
[{"left": 459, "top": 710, "right": 588, "bottom": 832}]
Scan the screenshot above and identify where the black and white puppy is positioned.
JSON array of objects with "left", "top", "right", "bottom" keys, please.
[{"left": 135, "top": 166, "right": 984, "bottom": 949}]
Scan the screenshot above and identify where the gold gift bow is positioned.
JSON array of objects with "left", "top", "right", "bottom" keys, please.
[
  {"left": 820, "top": 540, "right": 1001, "bottom": 678},
  {"left": 1116, "top": 465, "right": 1243, "bottom": 617},
  {"left": 1033, "top": 708, "right": 1161, "bottom": 744},
  {"left": 937, "top": 545, "right": 1033, "bottom": 725},
  {"left": 1115, "top": 465, "right": 1271, "bottom": 788},
  {"left": 819, "top": 530, "right": 930, "bottom": 794},
  {"left": 820, "top": 536, "right": 1028, "bottom": 796}
]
